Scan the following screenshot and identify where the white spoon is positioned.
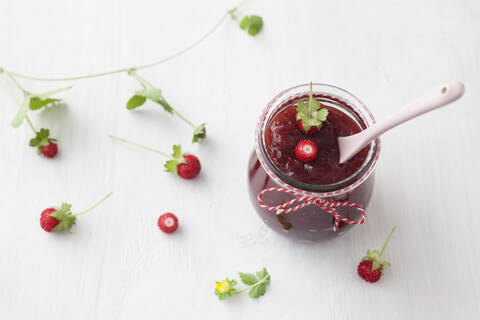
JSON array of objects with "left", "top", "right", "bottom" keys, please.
[{"left": 338, "top": 81, "right": 465, "bottom": 164}]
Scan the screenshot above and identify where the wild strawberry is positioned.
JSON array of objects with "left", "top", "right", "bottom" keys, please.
[
  {"left": 158, "top": 212, "right": 179, "bottom": 233},
  {"left": 40, "top": 142, "right": 58, "bottom": 158},
  {"left": 295, "top": 140, "right": 318, "bottom": 162},
  {"left": 177, "top": 154, "right": 201, "bottom": 179},
  {"left": 40, "top": 208, "right": 60, "bottom": 232},
  {"left": 40, "top": 193, "right": 112, "bottom": 232},
  {"left": 296, "top": 82, "right": 329, "bottom": 134},
  {"left": 110, "top": 135, "right": 201, "bottom": 180},
  {"left": 29, "top": 128, "right": 58, "bottom": 158},
  {"left": 357, "top": 227, "right": 396, "bottom": 283}
]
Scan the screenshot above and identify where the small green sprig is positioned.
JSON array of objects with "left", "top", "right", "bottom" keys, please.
[
  {"left": 229, "top": 9, "right": 263, "bottom": 36},
  {"left": 296, "top": 82, "right": 329, "bottom": 133},
  {"left": 215, "top": 267, "right": 271, "bottom": 301},
  {"left": 126, "top": 69, "right": 206, "bottom": 143}
]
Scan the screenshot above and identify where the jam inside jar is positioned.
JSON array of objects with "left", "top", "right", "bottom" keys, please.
[{"left": 248, "top": 83, "right": 380, "bottom": 241}]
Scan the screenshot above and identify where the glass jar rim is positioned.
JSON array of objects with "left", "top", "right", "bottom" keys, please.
[{"left": 255, "top": 83, "right": 381, "bottom": 197}]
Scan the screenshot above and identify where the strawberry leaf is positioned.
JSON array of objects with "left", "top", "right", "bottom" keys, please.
[
  {"left": 29, "top": 97, "right": 60, "bottom": 110},
  {"left": 296, "top": 83, "right": 328, "bottom": 133},
  {"left": 135, "top": 88, "right": 173, "bottom": 113},
  {"left": 256, "top": 267, "right": 269, "bottom": 283},
  {"left": 136, "top": 88, "right": 163, "bottom": 101},
  {"left": 126, "top": 95, "right": 147, "bottom": 110},
  {"left": 240, "top": 15, "right": 263, "bottom": 36},
  {"left": 239, "top": 272, "right": 258, "bottom": 285},
  {"left": 249, "top": 283, "right": 267, "bottom": 298}
]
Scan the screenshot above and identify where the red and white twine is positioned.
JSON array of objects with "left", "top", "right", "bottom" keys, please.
[{"left": 257, "top": 187, "right": 366, "bottom": 231}]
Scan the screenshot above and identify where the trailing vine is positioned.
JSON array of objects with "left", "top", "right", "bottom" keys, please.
[{"left": 0, "top": 1, "right": 263, "bottom": 157}]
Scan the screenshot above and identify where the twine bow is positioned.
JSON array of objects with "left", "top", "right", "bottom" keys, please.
[{"left": 257, "top": 187, "right": 366, "bottom": 231}]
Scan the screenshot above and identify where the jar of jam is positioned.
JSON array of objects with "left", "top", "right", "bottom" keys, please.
[{"left": 248, "top": 83, "right": 380, "bottom": 241}]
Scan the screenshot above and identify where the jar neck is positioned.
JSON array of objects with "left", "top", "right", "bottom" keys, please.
[{"left": 255, "top": 83, "right": 380, "bottom": 196}]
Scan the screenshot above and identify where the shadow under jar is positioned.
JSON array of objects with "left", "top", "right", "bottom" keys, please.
[{"left": 248, "top": 83, "right": 380, "bottom": 241}]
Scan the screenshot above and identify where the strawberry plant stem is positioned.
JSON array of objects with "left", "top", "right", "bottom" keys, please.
[
  {"left": 25, "top": 116, "right": 38, "bottom": 134},
  {"left": 74, "top": 192, "right": 112, "bottom": 216},
  {"left": 0, "top": 73, "right": 37, "bottom": 134},
  {"left": 380, "top": 226, "right": 396, "bottom": 257},
  {"left": 109, "top": 135, "right": 171, "bottom": 158},
  {"left": 0, "top": 0, "right": 249, "bottom": 82},
  {"left": 128, "top": 71, "right": 197, "bottom": 129}
]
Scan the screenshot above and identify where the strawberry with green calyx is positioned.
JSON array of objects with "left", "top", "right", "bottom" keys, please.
[
  {"left": 109, "top": 135, "right": 201, "bottom": 180},
  {"left": 358, "top": 226, "right": 396, "bottom": 283},
  {"left": 29, "top": 128, "right": 58, "bottom": 158},
  {"left": 296, "top": 82, "right": 329, "bottom": 134},
  {"left": 40, "top": 192, "right": 112, "bottom": 232}
]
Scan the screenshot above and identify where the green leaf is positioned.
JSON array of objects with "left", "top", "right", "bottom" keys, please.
[
  {"left": 247, "top": 16, "right": 263, "bottom": 36},
  {"left": 29, "top": 97, "right": 60, "bottom": 111},
  {"left": 295, "top": 83, "right": 328, "bottom": 133},
  {"left": 192, "top": 123, "right": 206, "bottom": 143},
  {"left": 11, "top": 96, "right": 30, "bottom": 128},
  {"left": 136, "top": 88, "right": 163, "bottom": 101},
  {"left": 135, "top": 88, "right": 174, "bottom": 114},
  {"left": 164, "top": 160, "right": 178, "bottom": 173},
  {"left": 239, "top": 272, "right": 258, "bottom": 285},
  {"left": 249, "top": 283, "right": 267, "bottom": 298},
  {"left": 256, "top": 267, "right": 269, "bottom": 282},
  {"left": 240, "top": 16, "right": 249, "bottom": 29},
  {"left": 126, "top": 95, "right": 147, "bottom": 110},
  {"left": 314, "top": 108, "right": 329, "bottom": 121},
  {"left": 240, "top": 15, "right": 263, "bottom": 36}
]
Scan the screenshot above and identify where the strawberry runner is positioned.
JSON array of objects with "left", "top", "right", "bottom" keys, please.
[{"left": 257, "top": 187, "right": 366, "bottom": 231}]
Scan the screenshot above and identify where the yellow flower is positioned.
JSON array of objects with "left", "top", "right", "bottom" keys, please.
[{"left": 216, "top": 280, "right": 231, "bottom": 294}]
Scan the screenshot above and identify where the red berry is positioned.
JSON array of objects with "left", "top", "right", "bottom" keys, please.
[
  {"left": 295, "top": 140, "right": 318, "bottom": 162},
  {"left": 357, "top": 260, "right": 382, "bottom": 283},
  {"left": 297, "top": 119, "right": 319, "bottom": 135},
  {"left": 177, "top": 154, "right": 201, "bottom": 180},
  {"left": 40, "top": 208, "right": 60, "bottom": 232},
  {"left": 158, "top": 212, "right": 179, "bottom": 233},
  {"left": 41, "top": 142, "right": 58, "bottom": 158}
]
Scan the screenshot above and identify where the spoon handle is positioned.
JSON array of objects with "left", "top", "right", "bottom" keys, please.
[
  {"left": 338, "top": 81, "right": 465, "bottom": 164},
  {"left": 369, "top": 81, "right": 465, "bottom": 139}
]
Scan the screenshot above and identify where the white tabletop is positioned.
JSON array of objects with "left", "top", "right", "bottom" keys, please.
[{"left": 1, "top": 0, "right": 479, "bottom": 319}]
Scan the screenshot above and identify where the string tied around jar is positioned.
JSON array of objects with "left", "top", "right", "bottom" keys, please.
[{"left": 257, "top": 187, "right": 366, "bottom": 231}]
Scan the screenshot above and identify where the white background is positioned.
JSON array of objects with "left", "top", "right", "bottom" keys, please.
[{"left": 0, "top": 0, "right": 479, "bottom": 319}]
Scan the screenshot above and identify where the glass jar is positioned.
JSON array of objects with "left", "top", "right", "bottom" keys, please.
[{"left": 247, "top": 83, "right": 380, "bottom": 241}]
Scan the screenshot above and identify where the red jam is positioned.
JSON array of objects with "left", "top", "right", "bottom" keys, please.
[{"left": 265, "top": 94, "right": 368, "bottom": 185}]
